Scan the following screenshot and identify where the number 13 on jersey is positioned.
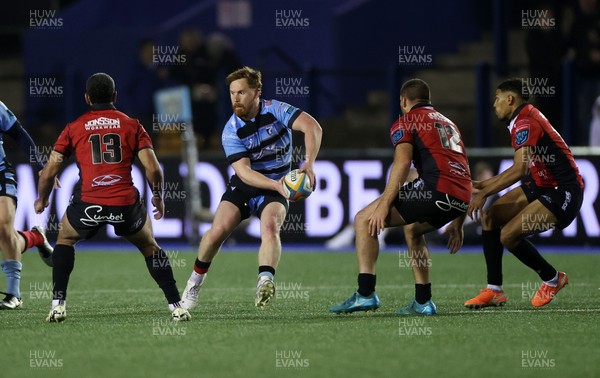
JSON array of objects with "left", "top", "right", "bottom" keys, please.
[{"left": 89, "top": 133, "right": 123, "bottom": 164}]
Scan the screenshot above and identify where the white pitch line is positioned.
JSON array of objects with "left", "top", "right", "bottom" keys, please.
[
  {"left": 21, "top": 281, "right": 598, "bottom": 295},
  {"left": 448, "top": 308, "right": 600, "bottom": 314}
]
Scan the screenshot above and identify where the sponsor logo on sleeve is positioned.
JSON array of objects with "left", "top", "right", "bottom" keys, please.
[
  {"left": 284, "top": 104, "right": 297, "bottom": 115},
  {"left": 515, "top": 129, "right": 530, "bottom": 145},
  {"left": 392, "top": 129, "right": 404, "bottom": 144}
]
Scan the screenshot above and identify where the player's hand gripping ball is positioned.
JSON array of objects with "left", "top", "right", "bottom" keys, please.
[{"left": 282, "top": 169, "right": 313, "bottom": 201}]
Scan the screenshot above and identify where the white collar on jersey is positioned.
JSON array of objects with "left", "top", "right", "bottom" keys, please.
[{"left": 507, "top": 115, "right": 517, "bottom": 133}]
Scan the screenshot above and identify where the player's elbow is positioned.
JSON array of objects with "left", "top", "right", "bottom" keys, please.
[{"left": 307, "top": 120, "right": 322, "bottom": 140}]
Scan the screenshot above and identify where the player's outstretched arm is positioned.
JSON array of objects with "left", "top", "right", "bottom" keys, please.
[
  {"left": 137, "top": 148, "right": 164, "bottom": 219},
  {"left": 35, "top": 151, "right": 66, "bottom": 213},
  {"left": 291, "top": 112, "right": 322, "bottom": 189},
  {"left": 468, "top": 148, "right": 529, "bottom": 220}
]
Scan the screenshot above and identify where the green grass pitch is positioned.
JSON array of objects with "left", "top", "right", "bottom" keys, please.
[{"left": 1, "top": 249, "right": 599, "bottom": 378}]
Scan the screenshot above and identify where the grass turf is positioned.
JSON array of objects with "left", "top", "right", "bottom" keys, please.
[{"left": 1, "top": 249, "right": 599, "bottom": 378}]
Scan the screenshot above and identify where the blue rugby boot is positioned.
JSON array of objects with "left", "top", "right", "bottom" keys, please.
[
  {"left": 395, "top": 298, "right": 437, "bottom": 315},
  {"left": 329, "top": 291, "right": 380, "bottom": 314}
]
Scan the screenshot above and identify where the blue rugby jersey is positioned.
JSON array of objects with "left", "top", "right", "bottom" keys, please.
[
  {"left": 0, "top": 101, "right": 19, "bottom": 173},
  {"left": 222, "top": 99, "right": 302, "bottom": 179}
]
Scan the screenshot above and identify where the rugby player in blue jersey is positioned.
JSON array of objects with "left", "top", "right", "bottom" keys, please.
[
  {"left": 181, "top": 66, "right": 322, "bottom": 309},
  {"left": 0, "top": 101, "right": 54, "bottom": 309}
]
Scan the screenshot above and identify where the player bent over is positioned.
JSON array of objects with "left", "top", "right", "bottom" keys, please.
[
  {"left": 464, "top": 78, "right": 583, "bottom": 308},
  {"left": 34, "top": 73, "right": 190, "bottom": 322},
  {"left": 180, "top": 66, "right": 322, "bottom": 310},
  {"left": 330, "top": 79, "right": 471, "bottom": 315},
  {"left": 0, "top": 100, "right": 53, "bottom": 310}
]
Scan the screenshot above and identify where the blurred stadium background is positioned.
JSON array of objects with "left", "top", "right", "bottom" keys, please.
[
  {"left": 1, "top": 0, "right": 599, "bottom": 249},
  {"left": 2, "top": 2, "right": 600, "bottom": 378}
]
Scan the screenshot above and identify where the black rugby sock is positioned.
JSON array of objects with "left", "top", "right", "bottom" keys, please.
[
  {"left": 482, "top": 230, "right": 503, "bottom": 285},
  {"left": 509, "top": 239, "right": 556, "bottom": 281},
  {"left": 415, "top": 283, "right": 432, "bottom": 304},
  {"left": 145, "top": 250, "right": 180, "bottom": 303},
  {"left": 52, "top": 245, "right": 75, "bottom": 301},
  {"left": 357, "top": 273, "right": 376, "bottom": 297}
]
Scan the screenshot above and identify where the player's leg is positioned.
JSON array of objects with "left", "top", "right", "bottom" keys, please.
[
  {"left": 355, "top": 197, "right": 406, "bottom": 274},
  {"left": 330, "top": 197, "right": 406, "bottom": 314},
  {"left": 465, "top": 186, "right": 529, "bottom": 309},
  {"left": 26, "top": 226, "right": 54, "bottom": 267},
  {"left": 123, "top": 212, "right": 190, "bottom": 321},
  {"left": 198, "top": 201, "right": 243, "bottom": 263},
  {"left": 46, "top": 214, "right": 81, "bottom": 322},
  {"left": 0, "top": 196, "right": 24, "bottom": 309},
  {"left": 181, "top": 200, "right": 242, "bottom": 310},
  {"left": 395, "top": 189, "right": 469, "bottom": 316},
  {"left": 254, "top": 200, "right": 287, "bottom": 308},
  {"left": 500, "top": 200, "right": 567, "bottom": 307},
  {"left": 396, "top": 221, "right": 440, "bottom": 315},
  {"left": 0, "top": 195, "right": 52, "bottom": 309}
]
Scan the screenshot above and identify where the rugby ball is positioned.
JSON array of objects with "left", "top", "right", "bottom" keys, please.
[{"left": 282, "top": 169, "right": 313, "bottom": 201}]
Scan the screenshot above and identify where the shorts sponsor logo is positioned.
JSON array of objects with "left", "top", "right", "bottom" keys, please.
[
  {"left": 131, "top": 217, "right": 144, "bottom": 231},
  {"left": 561, "top": 191, "right": 571, "bottom": 211},
  {"left": 435, "top": 193, "right": 468, "bottom": 212},
  {"left": 92, "top": 174, "right": 122, "bottom": 187},
  {"left": 80, "top": 205, "right": 125, "bottom": 226}
]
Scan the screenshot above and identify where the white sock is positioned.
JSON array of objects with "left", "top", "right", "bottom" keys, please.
[
  {"left": 189, "top": 271, "right": 206, "bottom": 286},
  {"left": 487, "top": 284, "right": 503, "bottom": 292},
  {"left": 543, "top": 272, "right": 559, "bottom": 287},
  {"left": 258, "top": 271, "right": 274, "bottom": 281},
  {"left": 51, "top": 299, "right": 65, "bottom": 308}
]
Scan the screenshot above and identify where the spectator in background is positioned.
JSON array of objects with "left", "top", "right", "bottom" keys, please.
[
  {"left": 207, "top": 32, "right": 242, "bottom": 76},
  {"left": 525, "top": 2, "right": 566, "bottom": 130},
  {"left": 567, "top": 0, "right": 600, "bottom": 144},
  {"left": 168, "top": 29, "right": 219, "bottom": 150},
  {"left": 125, "top": 39, "right": 168, "bottom": 147},
  {"left": 207, "top": 32, "right": 242, "bottom": 133}
]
